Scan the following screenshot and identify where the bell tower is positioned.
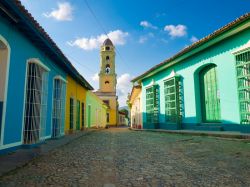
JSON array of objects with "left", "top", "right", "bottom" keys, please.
[
  {"left": 99, "top": 38, "right": 117, "bottom": 93},
  {"left": 95, "top": 38, "right": 118, "bottom": 126}
]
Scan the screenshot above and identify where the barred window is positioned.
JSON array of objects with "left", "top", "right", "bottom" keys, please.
[
  {"left": 52, "top": 78, "right": 66, "bottom": 138},
  {"left": 235, "top": 51, "right": 250, "bottom": 124},
  {"left": 164, "top": 76, "right": 183, "bottom": 124},
  {"left": 23, "top": 61, "right": 49, "bottom": 144}
]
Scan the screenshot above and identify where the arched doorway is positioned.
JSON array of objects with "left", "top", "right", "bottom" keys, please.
[
  {"left": 0, "top": 38, "right": 10, "bottom": 144},
  {"left": 199, "top": 64, "right": 221, "bottom": 122}
]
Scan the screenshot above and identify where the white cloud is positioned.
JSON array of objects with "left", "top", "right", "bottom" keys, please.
[
  {"left": 190, "top": 36, "right": 198, "bottom": 43},
  {"left": 138, "top": 32, "right": 154, "bottom": 44},
  {"left": 117, "top": 73, "right": 132, "bottom": 107},
  {"left": 164, "top": 24, "right": 187, "bottom": 37},
  {"left": 43, "top": 2, "right": 73, "bottom": 21},
  {"left": 139, "top": 36, "right": 148, "bottom": 44},
  {"left": 140, "top": 21, "right": 158, "bottom": 29},
  {"left": 92, "top": 73, "right": 99, "bottom": 82},
  {"left": 68, "top": 30, "right": 129, "bottom": 51}
]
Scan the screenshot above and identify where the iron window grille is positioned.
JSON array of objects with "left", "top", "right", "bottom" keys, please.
[
  {"left": 23, "top": 61, "right": 49, "bottom": 144},
  {"left": 52, "top": 78, "right": 66, "bottom": 138},
  {"left": 235, "top": 51, "right": 250, "bottom": 124},
  {"left": 164, "top": 76, "right": 183, "bottom": 125}
]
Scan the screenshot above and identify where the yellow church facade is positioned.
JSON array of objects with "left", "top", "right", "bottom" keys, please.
[{"left": 95, "top": 39, "right": 118, "bottom": 126}]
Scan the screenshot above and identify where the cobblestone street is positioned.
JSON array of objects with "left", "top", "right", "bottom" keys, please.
[{"left": 0, "top": 128, "right": 250, "bottom": 187}]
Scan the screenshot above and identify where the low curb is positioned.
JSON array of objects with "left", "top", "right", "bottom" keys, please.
[{"left": 129, "top": 128, "right": 250, "bottom": 140}]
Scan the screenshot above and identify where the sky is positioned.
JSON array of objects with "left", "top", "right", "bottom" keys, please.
[{"left": 20, "top": 0, "right": 250, "bottom": 106}]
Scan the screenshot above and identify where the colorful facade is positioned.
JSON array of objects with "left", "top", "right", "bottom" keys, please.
[
  {"left": 0, "top": 1, "right": 93, "bottom": 152},
  {"left": 132, "top": 14, "right": 250, "bottom": 133},
  {"left": 65, "top": 76, "right": 88, "bottom": 133},
  {"left": 95, "top": 39, "right": 119, "bottom": 126},
  {"left": 86, "top": 91, "right": 107, "bottom": 128},
  {"left": 128, "top": 85, "right": 142, "bottom": 129}
]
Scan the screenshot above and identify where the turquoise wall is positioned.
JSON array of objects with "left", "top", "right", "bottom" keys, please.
[
  {"left": 142, "top": 29, "right": 250, "bottom": 132},
  {"left": 0, "top": 16, "right": 67, "bottom": 148}
]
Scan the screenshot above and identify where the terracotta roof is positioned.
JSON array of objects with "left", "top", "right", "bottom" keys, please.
[
  {"left": 3, "top": 0, "right": 93, "bottom": 90},
  {"left": 132, "top": 13, "right": 250, "bottom": 83}
]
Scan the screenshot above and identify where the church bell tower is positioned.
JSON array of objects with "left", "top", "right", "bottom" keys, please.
[
  {"left": 99, "top": 38, "right": 117, "bottom": 93},
  {"left": 95, "top": 38, "right": 118, "bottom": 126}
]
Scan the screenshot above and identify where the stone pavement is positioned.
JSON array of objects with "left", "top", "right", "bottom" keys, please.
[
  {"left": 0, "top": 128, "right": 250, "bottom": 187},
  {"left": 0, "top": 129, "right": 96, "bottom": 177}
]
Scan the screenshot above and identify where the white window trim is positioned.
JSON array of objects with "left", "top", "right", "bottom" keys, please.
[
  {"left": 0, "top": 35, "right": 11, "bottom": 147},
  {"left": 232, "top": 40, "right": 250, "bottom": 55}
]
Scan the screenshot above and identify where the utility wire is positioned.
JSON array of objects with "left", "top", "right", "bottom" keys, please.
[
  {"left": 83, "top": 0, "right": 127, "bottom": 68},
  {"left": 64, "top": 52, "right": 97, "bottom": 74}
]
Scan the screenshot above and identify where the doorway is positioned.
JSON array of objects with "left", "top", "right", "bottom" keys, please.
[
  {"left": 0, "top": 39, "right": 9, "bottom": 143},
  {"left": 199, "top": 64, "right": 221, "bottom": 122}
]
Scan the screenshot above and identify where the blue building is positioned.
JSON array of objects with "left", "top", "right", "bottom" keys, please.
[
  {"left": 0, "top": 1, "right": 93, "bottom": 152},
  {"left": 132, "top": 13, "right": 250, "bottom": 133}
]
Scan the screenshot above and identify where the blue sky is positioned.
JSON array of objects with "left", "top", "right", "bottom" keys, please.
[{"left": 20, "top": 0, "right": 250, "bottom": 106}]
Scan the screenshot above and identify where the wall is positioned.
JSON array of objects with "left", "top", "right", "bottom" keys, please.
[
  {"left": 86, "top": 91, "right": 107, "bottom": 128},
  {"left": 0, "top": 17, "right": 67, "bottom": 149},
  {"left": 130, "top": 91, "right": 142, "bottom": 129},
  {"left": 141, "top": 28, "right": 250, "bottom": 132},
  {"left": 98, "top": 95, "right": 117, "bottom": 126},
  {"left": 65, "top": 75, "right": 87, "bottom": 133}
]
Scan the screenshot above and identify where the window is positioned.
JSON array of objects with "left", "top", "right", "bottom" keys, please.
[
  {"left": 105, "top": 64, "right": 110, "bottom": 74},
  {"left": 52, "top": 78, "right": 66, "bottom": 138},
  {"left": 70, "top": 98, "right": 74, "bottom": 130},
  {"left": 164, "top": 76, "right": 183, "bottom": 124},
  {"left": 107, "top": 113, "right": 110, "bottom": 123},
  {"left": 106, "top": 56, "right": 110, "bottom": 61},
  {"left": 235, "top": 51, "right": 250, "bottom": 124},
  {"left": 23, "top": 61, "right": 49, "bottom": 144},
  {"left": 103, "top": 100, "right": 110, "bottom": 106},
  {"left": 146, "top": 85, "right": 159, "bottom": 123},
  {"left": 106, "top": 46, "right": 110, "bottom": 51},
  {"left": 105, "top": 81, "right": 110, "bottom": 84}
]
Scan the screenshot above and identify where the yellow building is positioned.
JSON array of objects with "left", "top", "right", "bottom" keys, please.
[
  {"left": 95, "top": 39, "right": 118, "bottom": 126},
  {"left": 65, "top": 75, "right": 93, "bottom": 134},
  {"left": 128, "top": 85, "right": 142, "bottom": 129}
]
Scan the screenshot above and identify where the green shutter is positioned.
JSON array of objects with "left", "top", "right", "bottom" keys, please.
[
  {"left": 76, "top": 100, "right": 80, "bottom": 130},
  {"left": 200, "top": 65, "right": 221, "bottom": 122},
  {"left": 146, "top": 85, "right": 159, "bottom": 123}
]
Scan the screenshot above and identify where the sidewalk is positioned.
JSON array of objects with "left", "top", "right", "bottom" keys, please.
[
  {"left": 130, "top": 128, "right": 250, "bottom": 140},
  {"left": 0, "top": 129, "right": 97, "bottom": 177}
]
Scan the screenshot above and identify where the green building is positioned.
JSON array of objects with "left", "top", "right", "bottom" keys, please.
[{"left": 132, "top": 13, "right": 250, "bottom": 133}]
